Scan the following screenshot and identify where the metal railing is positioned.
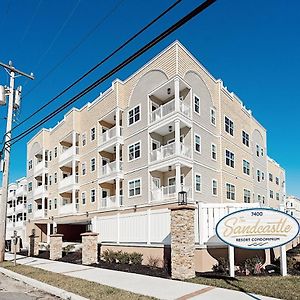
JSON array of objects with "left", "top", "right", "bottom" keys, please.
[
  {"left": 101, "top": 161, "right": 123, "bottom": 176},
  {"left": 150, "top": 142, "right": 191, "bottom": 162},
  {"left": 100, "top": 126, "right": 123, "bottom": 144}
]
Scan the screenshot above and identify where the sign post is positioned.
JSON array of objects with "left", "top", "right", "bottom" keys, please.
[{"left": 228, "top": 245, "right": 235, "bottom": 277}]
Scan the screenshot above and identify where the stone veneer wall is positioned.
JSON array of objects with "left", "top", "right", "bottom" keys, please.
[
  {"left": 170, "top": 205, "right": 196, "bottom": 280},
  {"left": 81, "top": 232, "right": 98, "bottom": 265},
  {"left": 28, "top": 235, "right": 39, "bottom": 256},
  {"left": 49, "top": 234, "right": 63, "bottom": 260}
]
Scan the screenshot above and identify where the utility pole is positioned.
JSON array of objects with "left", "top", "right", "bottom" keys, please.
[{"left": 0, "top": 61, "right": 34, "bottom": 262}]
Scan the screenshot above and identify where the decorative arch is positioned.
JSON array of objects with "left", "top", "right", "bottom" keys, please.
[{"left": 29, "top": 141, "right": 42, "bottom": 157}]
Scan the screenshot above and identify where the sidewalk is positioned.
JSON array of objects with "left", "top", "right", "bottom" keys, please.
[{"left": 5, "top": 253, "right": 279, "bottom": 300}]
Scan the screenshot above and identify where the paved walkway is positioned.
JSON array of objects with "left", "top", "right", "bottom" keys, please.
[{"left": 5, "top": 253, "right": 279, "bottom": 300}]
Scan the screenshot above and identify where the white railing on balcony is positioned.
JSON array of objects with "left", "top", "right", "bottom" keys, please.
[
  {"left": 33, "top": 185, "right": 48, "bottom": 197},
  {"left": 15, "top": 203, "right": 26, "bottom": 212},
  {"left": 7, "top": 222, "right": 14, "bottom": 228},
  {"left": 15, "top": 220, "right": 25, "bottom": 228},
  {"left": 59, "top": 203, "right": 75, "bottom": 215},
  {"left": 151, "top": 185, "right": 191, "bottom": 203},
  {"left": 100, "top": 126, "right": 123, "bottom": 144},
  {"left": 59, "top": 146, "right": 79, "bottom": 162},
  {"left": 7, "top": 206, "right": 14, "bottom": 215},
  {"left": 34, "top": 209, "right": 44, "bottom": 219},
  {"left": 58, "top": 175, "right": 79, "bottom": 190},
  {"left": 8, "top": 191, "right": 15, "bottom": 199},
  {"left": 150, "top": 142, "right": 191, "bottom": 163},
  {"left": 16, "top": 186, "right": 27, "bottom": 196},
  {"left": 101, "top": 161, "right": 123, "bottom": 176},
  {"left": 34, "top": 160, "right": 48, "bottom": 174},
  {"left": 150, "top": 99, "right": 190, "bottom": 123},
  {"left": 101, "top": 195, "right": 123, "bottom": 208}
]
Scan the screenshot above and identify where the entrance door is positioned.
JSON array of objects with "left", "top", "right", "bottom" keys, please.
[{"left": 102, "top": 189, "right": 110, "bottom": 207}]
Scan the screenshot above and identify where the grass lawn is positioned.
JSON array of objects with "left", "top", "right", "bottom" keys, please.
[
  {"left": 189, "top": 274, "right": 300, "bottom": 300},
  {"left": 0, "top": 261, "right": 153, "bottom": 300}
]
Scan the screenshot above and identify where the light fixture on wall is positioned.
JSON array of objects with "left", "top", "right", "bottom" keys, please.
[
  {"left": 168, "top": 125, "right": 172, "bottom": 132},
  {"left": 167, "top": 88, "right": 171, "bottom": 95},
  {"left": 86, "top": 221, "right": 92, "bottom": 232},
  {"left": 178, "top": 190, "right": 187, "bottom": 206}
]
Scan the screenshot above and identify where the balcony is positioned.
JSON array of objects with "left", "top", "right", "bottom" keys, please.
[
  {"left": 6, "top": 222, "right": 14, "bottom": 229},
  {"left": 34, "top": 209, "right": 47, "bottom": 219},
  {"left": 15, "top": 203, "right": 26, "bottom": 213},
  {"left": 59, "top": 146, "right": 79, "bottom": 166},
  {"left": 100, "top": 196, "right": 123, "bottom": 209},
  {"left": 151, "top": 185, "right": 192, "bottom": 203},
  {"left": 33, "top": 185, "right": 48, "bottom": 199},
  {"left": 16, "top": 186, "right": 27, "bottom": 197},
  {"left": 59, "top": 203, "right": 77, "bottom": 215},
  {"left": 150, "top": 99, "right": 190, "bottom": 125},
  {"left": 58, "top": 175, "right": 79, "bottom": 193},
  {"left": 98, "top": 161, "right": 123, "bottom": 183},
  {"left": 34, "top": 161, "right": 48, "bottom": 175},
  {"left": 8, "top": 191, "right": 16, "bottom": 199},
  {"left": 15, "top": 220, "right": 26, "bottom": 228},
  {"left": 7, "top": 206, "right": 14, "bottom": 216},
  {"left": 98, "top": 126, "right": 123, "bottom": 152}
]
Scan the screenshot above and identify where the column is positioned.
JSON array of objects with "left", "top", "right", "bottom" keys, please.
[
  {"left": 170, "top": 205, "right": 196, "bottom": 280},
  {"left": 81, "top": 232, "right": 99, "bottom": 265},
  {"left": 175, "top": 120, "right": 180, "bottom": 155},
  {"left": 72, "top": 132, "right": 77, "bottom": 212},
  {"left": 28, "top": 234, "right": 39, "bottom": 256},
  {"left": 50, "top": 234, "right": 63, "bottom": 260},
  {"left": 116, "top": 178, "right": 120, "bottom": 207},
  {"left": 42, "top": 149, "right": 45, "bottom": 214},
  {"left": 116, "top": 143, "right": 120, "bottom": 172},
  {"left": 116, "top": 107, "right": 120, "bottom": 137},
  {"left": 174, "top": 78, "right": 180, "bottom": 112},
  {"left": 47, "top": 222, "right": 51, "bottom": 243},
  {"left": 175, "top": 163, "right": 181, "bottom": 195}
]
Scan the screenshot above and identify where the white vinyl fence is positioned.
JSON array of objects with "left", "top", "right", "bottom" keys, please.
[{"left": 92, "top": 202, "right": 259, "bottom": 246}]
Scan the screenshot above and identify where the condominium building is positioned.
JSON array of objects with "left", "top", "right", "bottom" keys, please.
[
  {"left": 286, "top": 196, "right": 300, "bottom": 220},
  {"left": 26, "top": 41, "right": 285, "bottom": 245},
  {"left": 4, "top": 177, "right": 28, "bottom": 248}
]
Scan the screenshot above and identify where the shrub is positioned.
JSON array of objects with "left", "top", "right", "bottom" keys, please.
[
  {"left": 130, "top": 252, "right": 143, "bottom": 265},
  {"left": 63, "top": 244, "right": 75, "bottom": 254},
  {"left": 147, "top": 256, "right": 161, "bottom": 268},
  {"left": 101, "top": 249, "right": 118, "bottom": 263},
  {"left": 118, "top": 252, "right": 130, "bottom": 264},
  {"left": 274, "top": 256, "right": 300, "bottom": 275},
  {"left": 240, "top": 256, "right": 264, "bottom": 275},
  {"left": 212, "top": 257, "right": 229, "bottom": 274}
]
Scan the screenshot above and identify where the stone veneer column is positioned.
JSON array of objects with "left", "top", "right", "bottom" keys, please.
[
  {"left": 11, "top": 237, "right": 20, "bottom": 253},
  {"left": 50, "top": 234, "right": 63, "bottom": 260},
  {"left": 80, "top": 232, "right": 98, "bottom": 265},
  {"left": 170, "top": 205, "right": 196, "bottom": 280},
  {"left": 28, "top": 234, "right": 39, "bottom": 257}
]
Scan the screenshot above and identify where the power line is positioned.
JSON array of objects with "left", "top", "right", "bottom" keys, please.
[
  {"left": 11, "top": 0, "right": 183, "bottom": 133},
  {"left": 6, "top": 0, "right": 216, "bottom": 150}
]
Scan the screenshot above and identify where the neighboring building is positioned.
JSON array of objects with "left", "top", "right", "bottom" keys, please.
[
  {"left": 25, "top": 41, "right": 285, "bottom": 250},
  {"left": 286, "top": 196, "right": 300, "bottom": 220},
  {"left": 4, "top": 177, "right": 28, "bottom": 248}
]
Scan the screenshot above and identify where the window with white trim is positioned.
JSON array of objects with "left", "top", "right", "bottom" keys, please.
[
  {"left": 128, "top": 105, "right": 140, "bottom": 125},
  {"left": 194, "top": 95, "right": 200, "bottom": 114},
  {"left": 54, "top": 198, "right": 57, "bottom": 209},
  {"left": 129, "top": 179, "right": 141, "bottom": 197},
  {"left": 90, "top": 158, "right": 96, "bottom": 172},
  {"left": 82, "top": 162, "right": 86, "bottom": 176},
  {"left": 210, "top": 108, "right": 216, "bottom": 125},
  {"left": 226, "top": 183, "right": 235, "bottom": 200},
  {"left": 276, "top": 177, "right": 279, "bottom": 185},
  {"left": 90, "top": 127, "right": 96, "bottom": 141},
  {"left": 128, "top": 142, "right": 141, "bottom": 161},
  {"left": 256, "top": 145, "right": 260, "bottom": 157},
  {"left": 270, "top": 190, "right": 274, "bottom": 199},
  {"left": 54, "top": 173, "right": 57, "bottom": 184},
  {"left": 82, "top": 133, "right": 86, "bottom": 147},
  {"left": 212, "top": 179, "right": 218, "bottom": 196},
  {"left": 49, "top": 199, "right": 52, "bottom": 210},
  {"left": 243, "top": 160, "right": 250, "bottom": 175},
  {"left": 261, "top": 148, "right": 264, "bottom": 156},
  {"left": 269, "top": 173, "right": 273, "bottom": 182},
  {"left": 49, "top": 176, "right": 52, "bottom": 186},
  {"left": 54, "top": 147, "right": 57, "bottom": 158},
  {"left": 90, "top": 189, "right": 96, "bottom": 203},
  {"left": 276, "top": 193, "right": 280, "bottom": 200},
  {"left": 211, "top": 144, "right": 217, "bottom": 160},
  {"left": 49, "top": 151, "right": 52, "bottom": 161},
  {"left": 195, "top": 174, "right": 201, "bottom": 192},
  {"left": 242, "top": 131, "right": 249, "bottom": 147},
  {"left": 28, "top": 160, "right": 33, "bottom": 170},
  {"left": 28, "top": 182, "right": 32, "bottom": 192},
  {"left": 262, "top": 172, "right": 265, "bottom": 181},
  {"left": 195, "top": 134, "right": 201, "bottom": 153},
  {"left": 224, "top": 116, "right": 234, "bottom": 136},
  {"left": 28, "top": 203, "right": 32, "bottom": 213},
  {"left": 225, "top": 150, "right": 234, "bottom": 168},
  {"left": 257, "top": 169, "right": 261, "bottom": 182},
  {"left": 244, "top": 189, "right": 251, "bottom": 203},
  {"left": 82, "top": 192, "right": 86, "bottom": 205}
]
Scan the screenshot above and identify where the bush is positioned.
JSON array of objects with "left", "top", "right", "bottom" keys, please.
[
  {"left": 274, "top": 256, "right": 300, "bottom": 275},
  {"left": 118, "top": 252, "right": 130, "bottom": 264},
  {"left": 147, "top": 256, "right": 161, "bottom": 268},
  {"left": 101, "top": 249, "right": 118, "bottom": 263},
  {"left": 63, "top": 244, "right": 75, "bottom": 254},
  {"left": 212, "top": 257, "right": 229, "bottom": 274},
  {"left": 130, "top": 252, "right": 143, "bottom": 265},
  {"left": 239, "top": 256, "right": 264, "bottom": 275}
]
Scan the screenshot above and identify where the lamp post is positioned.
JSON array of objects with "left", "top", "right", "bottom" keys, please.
[{"left": 178, "top": 190, "right": 187, "bottom": 205}]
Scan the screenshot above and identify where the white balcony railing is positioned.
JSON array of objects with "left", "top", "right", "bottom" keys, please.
[
  {"left": 100, "top": 126, "right": 123, "bottom": 144},
  {"left": 101, "top": 161, "right": 123, "bottom": 176},
  {"left": 33, "top": 185, "right": 48, "bottom": 198},
  {"left": 16, "top": 186, "right": 27, "bottom": 197},
  {"left": 15, "top": 203, "right": 26, "bottom": 212},
  {"left": 7, "top": 206, "right": 14, "bottom": 215},
  {"left": 150, "top": 99, "right": 190, "bottom": 123},
  {"left": 59, "top": 203, "right": 75, "bottom": 215},
  {"left": 151, "top": 185, "right": 191, "bottom": 203},
  {"left": 101, "top": 196, "right": 123, "bottom": 208},
  {"left": 15, "top": 220, "right": 25, "bottom": 228},
  {"left": 150, "top": 142, "right": 191, "bottom": 163},
  {"left": 34, "top": 209, "right": 45, "bottom": 219},
  {"left": 59, "top": 146, "right": 79, "bottom": 163},
  {"left": 34, "top": 161, "right": 48, "bottom": 174},
  {"left": 58, "top": 175, "right": 79, "bottom": 191}
]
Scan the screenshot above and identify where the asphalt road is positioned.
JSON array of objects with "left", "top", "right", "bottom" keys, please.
[{"left": 0, "top": 272, "right": 60, "bottom": 300}]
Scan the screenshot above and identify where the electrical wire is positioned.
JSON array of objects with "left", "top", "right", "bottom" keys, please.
[
  {"left": 11, "top": 0, "right": 183, "bottom": 132},
  {"left": 5, "top": 0, "right": 216, "bottom": 150}
]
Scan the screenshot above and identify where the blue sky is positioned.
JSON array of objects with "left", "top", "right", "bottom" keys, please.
[{"left": 0, "top": 0, "right": 299, "bottom": 196}]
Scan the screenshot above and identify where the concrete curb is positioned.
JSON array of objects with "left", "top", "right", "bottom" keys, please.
[{"left": 0, "top": 267, "right": 88, "bottom": 300}]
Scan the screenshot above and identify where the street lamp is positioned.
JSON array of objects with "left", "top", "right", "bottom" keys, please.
[{"left": 178, "top": 190, "right": 187, "bottom": 205}]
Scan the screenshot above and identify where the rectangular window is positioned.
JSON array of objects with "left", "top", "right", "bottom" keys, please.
[
  {"left": 82, "top": 192, "right": 86, "bottom": 205},
  {"left": 212, "top": 179, "right": 218, "bottom": 196},
  {"left": 49, "top": 199, "right": 52, "bottom": 210},
  {"left": 270, "top": 190, "right": 274, "bottom": 199},
  {"left": 82, "top": 162, "right": 86, "bottom": 176},
  {"left": 195, "top": 174, "right": 201, "bottom": 192},
  {"left": 210, "top": 108, "right": 216, "bottom": 125},
  {"left": 243, "top": 160, "right": 250, "bottom": 175},
  {"left": 82, "top": 133, "right": 86, "bottom": 147},
  {"left": 128, "top": 105, "right": 140, "bottom": 125},
  {"left": 129, "top": 179, "right": 141, "bottom": 197},
  {"left": 261, "top": 148, "right": 264, "bottom": 156},
  {"left": 224, "top": 116, "right": 234, "bottom": 136},
  {"left": 195, "top": 134, "right": 201, "bottom": 153},
  {"left": 28, "top": 160, "right": 33, "bottom": 170},
  {"left": 128, "top": 142, "right": 141, "bottom": 161},
  {"left": 28, "top": 203, "right": 32, "bottom": 213},
  {"left": 54, "top": 198, "right": 57, "bottom": 209},
  {"left": 28, "top": 182, "right": 32, "bottom": 192},
  {"left": 54, "top": 147, "right": 57, "bottom": 158},
  {"left": 194, "top": 95, "right": 200, "bottom": 114},
  {"left": 244, "top": 189, "right": 251, "bottom": 203},
  {"left": 258, "top": 194, "right": 261, "bottom": 203},
  {"left": 226, "top": 183, "right": 235, "bottom": 200},
  {"left": 49, "top": 176, "right": 52, "bottom": 186},
  {"left": 276, "top": 177, "right": 279, "bottom": 185},
  {"left": 90, "top": 127, "right": 96, "bottom": 141},
  {"left": 276, "top": 193, "right": 280, "bottom": 200},
  {"left": 211, "top": 144, "right": 217, "bottom": 160},
  {"left": 269, "top": 173, "right": 273, "bottom": 182},
  {"left": 256, "top": 145, "right": 260, "bottom": 157},
  {"left": 90, "top": 158, "right": 96, "bottom": 172},
  {"left": 242, "top": 131, "right": 249, "bottom": 147},
  {"left": 257, "top": 170, "right": 261, "bottom": 182},
  {"left": 90, "top": 189, "right": 96, "bottom": 203},
  {"left": 54, "top": 173, "right": 57, "bottom": 184},
  {"left": 225, "top": 150, "right": 234, "bottom": 168},
  {"left": 49, "top": 151, "right": 52, "bottom": 161},
  {"left": 262, "top": 172, "right": 265, "bottom": 181}
]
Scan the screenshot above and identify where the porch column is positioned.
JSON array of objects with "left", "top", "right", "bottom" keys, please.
[
  {"left": 47, "top": 222, "right": 51, "bottom": 243},
  {"left": 175, "top": 119, "right": 180, "bottom": 155},
  {"left": 116, "top": 178, "right": 120, "bottom": 207},
  {"left": 174, "top": 78, "right": 180, "bottom": 112},
  {"left": 50, "top": 234, "right": 63, "bottom": 260},
  {"left": 175, "top": 163, "right": 181, "bottom": 195},
  {"left": 116, "top": 107, "right": 120, "bottom": 137},
  {"left": 72, "top": 131, "right": 76, "bottom": 154},
  {"left": 116, "top": 143, "right": 120, "bottom": 172}
]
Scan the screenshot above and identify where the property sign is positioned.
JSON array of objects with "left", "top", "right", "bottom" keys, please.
[{"left": 216, "top": 208, "right": 300, "bottom": 249}]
